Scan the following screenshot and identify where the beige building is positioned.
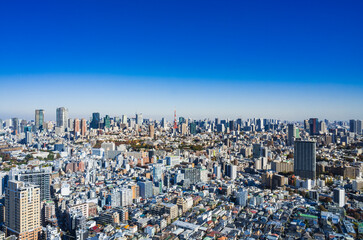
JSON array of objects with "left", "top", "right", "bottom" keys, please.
[{"left": 5, "top": 180, "right": 41, "bottom": 240}]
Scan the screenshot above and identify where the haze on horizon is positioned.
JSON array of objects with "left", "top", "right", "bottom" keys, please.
[{"left": 0, "top": 1, "right": 362, "bottom": 121}]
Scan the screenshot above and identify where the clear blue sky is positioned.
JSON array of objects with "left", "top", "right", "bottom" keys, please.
[{"left": 0, "top": 0, "right": 362, "bottom": 121}]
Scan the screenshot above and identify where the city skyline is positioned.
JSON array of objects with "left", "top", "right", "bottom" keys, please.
[{"left": 1, "top": 1, "right": 363, "bottom": 120}]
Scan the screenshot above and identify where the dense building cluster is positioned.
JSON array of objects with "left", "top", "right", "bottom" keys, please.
[{"left": 0, "top": 110, "right": 362, "bottom": 240}]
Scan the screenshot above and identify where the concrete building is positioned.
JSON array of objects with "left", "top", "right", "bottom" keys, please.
[
  {"left": 294, "top": 140, "right": 316, "bottom": 179},
  {"left": 5, "top": 180, "right": 41, "bottom": 240}
]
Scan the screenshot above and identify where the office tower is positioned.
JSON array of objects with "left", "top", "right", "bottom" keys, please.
[
  {"left": 74, "top": 118, "right": 80, "bottom": 135},
  {"left": 135, "top": 113, "right": 143, "bottom": 125},
  {"left": 119, "top": 188, "right": 133, "bottom": 207},
  {"left": 161, "top": 118, "right": 166, "bottom": 128},
  {"left": 226, "top": 164, "right": 237, "bottom": 180},
  {"left": 11, "top": 118, "right": 19, "bottom": 135},
  {"left": 229, "top": 120, "right": 235, "bottom": 131},
  {"left": 294, "top": 140, "right": 316, "bottom": 179},
  {"left": 80, "top": 119, "right": 87, "bottom": 136},
  {"left": 121, "top": 115, "right": 127, "bottom": 124},
  {"left": 5, "top": 180, "right": 41, "bottom": 240},
  {"left": 216, "top": 124, "right": 225, "bottom": 133},
  {"left": 304, "top": 119, "right": 310, "bottom": 131},
  {"left": 287, "top": 124, "right": 299, "bottom": 146},
  {"left": 90, "top": 112, "right": 100, "bottom": 129},
  {"left": 319, "top": 121, "right": 327, "bottom": 134},
  {"left": 190, "top": 122, "right": 197, "bottom": 135},
  {"left": 349, "top": 119, "right": 357, "bottom": 133},
  {"left": 137, "top": 181, "right": 153, "bottom": 199},
  {"left": 236, "top": 189, "right": 248, "bottom": 207},
  {"left": 333, "top": 188, "right": 345, "bottom": 207},
  {"left": 67, "top": 118, "right": 74, "bottom": 131},
  {"left": 253, "top": 144, "right": 267, "bottom": 159},
  {"left": 34, "top": 109, "right": 44, "bottom": 131},
  {"left": 215, "top": 118, "right": 220, "bottom": 125},
  {"left": 181, "top": 123, "right": 187, "bottom": 135},
  {"left": 0, "top": 119, "right": 3, "bottom": 130},
  {"left": 25, "top": 131, "right": 33, "bottom": 145},
  {"left": 357, "top": 120, "right": 362, "bottom": 135},
  {"left": 213, "top": 165, "right": 222, "bottom": 179},
  {"left": 9, "top": 168, "right": 51, "bottom": 201},
  {"left": 149, "top": 124, "right": 155, "bottom": 139},
  {"left": 152, "top": 164, "right": 163, "bottom": 183},
  {"left": 56, "top": 107, "right": 68, "bottom": 129},
  {"left": 256, "top": 118, "right": 264, "bottom": 131},
  {"left": 103, "top": 115, "right": 111, "bottom": 129},
  {"left": 309, "top": 118, "right": 318, "bottom": 135}
]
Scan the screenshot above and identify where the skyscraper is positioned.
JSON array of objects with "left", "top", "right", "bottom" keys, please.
[
  {"left": 349, "top": 119, "right": 357, "bottom": 133},
  {"left": 136, "top": 113, "right": 143, "bottom": 125},
  {"left": 287, "top": 124, "right": 298, "bottom": 146},
  {"left": 56, "top": 107, "right": 68, "bottom": 130},
  {"left": 149, "top": 124, "right": 155, "bottom": 139},
  {"left": 309, "top": 118, "right": 318, "bottom": 135},
  {"left": 81, "top": 118, "right": 87, "bottom": 136},
  {"left": 11, "top": 118, "right": 19, "bottom": 135},
  {"left": 294, "top": 139, "right": 316, "bottom": 179},
  {"left": 90, "top": 112, "right": 100, "bottom": 129},
  {"left": 34, "top": 109, "right": 44, "bottom": 131},
  {"left": 74, "top": 118, "right": 80, "bottom": 135},
  {"left": 104, "top": 115, "right": 111, "bottom": 129},
  {"left": 5, "top": 180, "right": 41, "bottom": 240},
  {"left": 357, "top": 120, "right": 362, "bottom": 135}
]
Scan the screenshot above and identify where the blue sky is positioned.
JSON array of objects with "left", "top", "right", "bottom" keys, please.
[{"left": 0, "top": 0, "right": 362, "bottom": 121}]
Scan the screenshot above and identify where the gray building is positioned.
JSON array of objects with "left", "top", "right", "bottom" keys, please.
[
  {"left": 9, "top": 168, "right": 51, "bottom": 201},
  {"left": 56, "top": 107, "right": 68, "bottom": 129},
  {"left": 294, "top": 140, "right": 316, "bottom": 179},
  {"left": 138, "top": 181, "right": 153, "bottom": 199}
]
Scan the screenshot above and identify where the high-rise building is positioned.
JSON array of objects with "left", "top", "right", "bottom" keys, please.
[
  {"left": 121, "top": 115, "right": 127, "bottom": 124},
  {"left": 349, "top": 119, "right": 357, "bottom": 134},
  {"left": 90, "top": 113, "right": 100, "bottom": 129},
  {"left": 11, "top": 118, "right": 19, "bottom": 135},
  {"left": 189, "top": 122, "right": 197, "bottom": 135},
  {"left": 357, "top": 120, "right": 362, "bottom": 135},
  {"left": 0, "top": 172, "right": 8, "bottom": 196},
  {"left": 236, "top": 189, "right": 248, "bottom": 206},
  {"left": 136, "top": 113, "right": 143, "bottom": 125},
  {"left": 137, "top": 181, "right": 153, "bottom": 199},
  {"left": 5, "top": 180, "right": 41, "bottom": 240},
  {"left": 161, "top": 118, "right": 166, "bottom": 129},
  {"left": 34, "top": 109, "right": 44, "bottom": 131},
  {"left": 56, "top": 107, "right": 68, "bottom": 130},
  {"left": 287, "top": 124, "right": 298, "bottom": 146},
  {"left": 9, "top": 168, "right": 51, "bottom": 201},
  {"left": 103, "top": 115, "right": 111, "bottom": 129},
  {"left": 309, "top": 118, "right": 318, "bottom": 135},
  {"left": 181, "top": 123, "right": 187, "bottom": 135},
  {"left": 333, "top": 188, "right": 345, "bottom": 207},
  {"left": 149, "top": 124, "right": 155, "bottom": 139},
  {"left": 294, "top": 140, "right": 316, "bottom": 179},
  {"left": 80, "top": 119, "right": 87, "bottom": 136},
  {"left": 119, "top": 188, "right": 133, "bottom": 207},
  {"left": 74, "top": 118, "right": 80, "bottom": 135}
]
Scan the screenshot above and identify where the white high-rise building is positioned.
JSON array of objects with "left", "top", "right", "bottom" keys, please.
[
  {"left": 120, "top": 188, "right": 133, "bottom": 207},
  {"left": 333, "top": 188, "right": 345, "bottom": 207}
]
